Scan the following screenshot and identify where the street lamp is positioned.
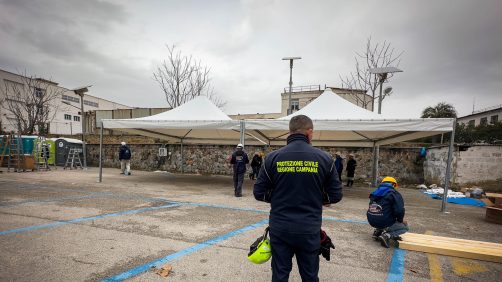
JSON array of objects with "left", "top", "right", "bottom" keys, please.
[
  {"left": 70, "top": 85, "right": 92, "bottom": 169},
  {"left": 282, "top": 57, "right": 301, "bottom": 115},
  {"left": 368, "top": 67, "right": 402, "bottom": 114},
  {"left": 368, "top": 67, "right": 402, "bottom": 186}
]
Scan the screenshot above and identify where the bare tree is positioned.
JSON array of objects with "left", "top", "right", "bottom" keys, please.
[
  {"left": 0, "top": 71, "right": 64, "bottom": 135},
  {"left": 153, "top": 45, "right": 226, "bottom": 108},
  {"left": 340, "top": 37, "right": 403, "bottom": 111}
]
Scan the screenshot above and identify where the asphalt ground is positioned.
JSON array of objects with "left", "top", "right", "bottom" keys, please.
[{"left": 0, "top": 168, "right": 501, "bottom": 281}]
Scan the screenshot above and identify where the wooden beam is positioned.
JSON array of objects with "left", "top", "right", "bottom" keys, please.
[
  {"left": 398, "top": 233, "right": 502, "bottom": 263},
  {"left": 486, "top": 206, "right": 502, "bottom": 225}
]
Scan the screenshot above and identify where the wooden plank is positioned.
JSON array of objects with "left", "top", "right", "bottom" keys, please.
[
  {"left": 494, "top": 198, "right": 502, "bottom": 208},
  {"left": 399, "top": 233, "right": 502, "bottom": 263},
  {"left": 485, "top": 193, "right": 502, "bottom": 199},
  {"left": 402, "top": 233, "right": 502, "bottom": 249},
  {"left": 486, "top": 206, "right": 502, "bottom": 224}
]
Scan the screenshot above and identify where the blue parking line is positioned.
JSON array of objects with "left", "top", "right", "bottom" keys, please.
[
  {"left": 186, "top": 202, "right": 269, "bottom": 213},
  {"left": 188, "top": 202, "right": 369, "bottom": 225},
  {"left": 387, "top": 248, "right": 406, "bottom": 282},
  {"left": 0, "top": 193, "right": 110, "bottom": 207},
  {"left": 101, "top": 219, "right": 269, "bottom": 282},
  {"left": 0, "top": 203, "right": 182, "bottom": 236},
  {"left": 322, "top": 216, "right": 368, "bottom": 225}
]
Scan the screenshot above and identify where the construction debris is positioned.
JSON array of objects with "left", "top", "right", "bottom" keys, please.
[
  {"left": 416, "top": 184, "right": 428, "bottom": 189},
  {"left": 399, "top": 233, "right": 502, "bottom": 263},
  {"left": 153, "top": 264, "right": 173, "bottom": 278},
  {"left": 424, "top": 188, "right": 466, "bottom": 198}
]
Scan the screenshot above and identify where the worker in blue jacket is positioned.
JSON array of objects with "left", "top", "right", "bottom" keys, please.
[
  {"left": 367, "top": 176, "right": 409, "bottom": 248},
  {"left": 254, "top": 115, "right": 343, "bottom": 282},
  {"left": 230, "top": 143, "right": 249, "bottom": 197}
]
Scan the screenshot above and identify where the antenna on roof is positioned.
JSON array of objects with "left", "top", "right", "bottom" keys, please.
[{"left": 472, "top": 97, "right": 475, "bottom": 114}]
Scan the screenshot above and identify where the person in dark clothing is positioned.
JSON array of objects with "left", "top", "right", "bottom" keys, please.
[
  {"left": 118, "top": 141, "right": 132, "bottom": 175},
  {"left": 254, "top": 115, "right": 343, "bottom": 282},
  {"left": 346, "top": 154, "right": 357, "bottom": 187},
  {"left": 250, "top": 152, "right": 263, "bottom": 180},
  {"left": 230, "top": 143, "right": 249, "bottom": 197},
  {"left": 334, "top": 152, "right": 343, "bottom": 183},
  {"left": 366, "top": 176, "right": 409, "bottom": 248}
]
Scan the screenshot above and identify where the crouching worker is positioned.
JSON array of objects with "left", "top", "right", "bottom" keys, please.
[{"left": 367, "top": 176, "right": 409, "bottom": 248}]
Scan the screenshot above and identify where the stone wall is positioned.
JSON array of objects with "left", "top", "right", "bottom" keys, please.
[
  {"left": 86, "top": 143, "right": 425, "bottom": 184},
  {"left": 424, "top": 145, "right": 502, "bottom": 188}
]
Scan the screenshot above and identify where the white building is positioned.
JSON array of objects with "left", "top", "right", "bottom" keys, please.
[
  {"left": 458, "top": 105, "right": 502, "bottom": 127},
  {"left": 0, "top": 68, "right": 130, "bottom": 135}
]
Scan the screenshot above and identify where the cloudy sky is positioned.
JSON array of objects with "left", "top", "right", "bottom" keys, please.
[{"left": 0, "top": 0, "right": 501, "bottom": 118}]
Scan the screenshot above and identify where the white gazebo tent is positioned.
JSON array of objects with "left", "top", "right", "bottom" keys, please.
[
  {"left": 243, "top": 90, "right": 456, "bottom": 212},
  {"left": 98, "top": 96, "right": 243, "bottom": 181}
]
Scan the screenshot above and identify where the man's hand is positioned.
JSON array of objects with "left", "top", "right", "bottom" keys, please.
[
  {"left": 402, "top": 220, "right": 408, "bottom": 226},
  {"left": 323, "top": 203, "right": 331, "bottom": 207}
]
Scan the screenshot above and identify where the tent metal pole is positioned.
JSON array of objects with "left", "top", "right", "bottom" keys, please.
[
  {"left": 239, "top": 120, "right": 245, "bottom": 146},
  {"left": 98, "top": 121, "right": 103, "bottom": 183},
  {"left": 372, "top": 144, "right": 379, "bottom": 186},
  {"left": 180, "top": 139, "right": 184, "bottom": 174},
  {"left": 441, "top": 119, "right": 456, "bottom": 213}
]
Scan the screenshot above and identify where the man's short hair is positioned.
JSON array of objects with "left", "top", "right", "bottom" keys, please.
[{"left": 289, "top": 115, "right": 313, "bottom": 134}]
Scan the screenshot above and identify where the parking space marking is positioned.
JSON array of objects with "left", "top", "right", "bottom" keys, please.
[
  {"left": 101, "top": 219, "right": 270, "bottom": 282},
  {"left": 451, "top": 257, "right": 488, "bottom": 276},
  {"left": 0, "top": 203, "right": 182, "bottom": 236},
  {"left": 187, "top": 202, "right": 369, "bottom": 224},
  {"left": 387, "top": 248, "right": 406, "bottom": 282},
  {"left": 0, "top": 193, "right": 110, "bottom": 207},
  {"left": 425, "top": 231, "right": 444, "bottom": 282}
]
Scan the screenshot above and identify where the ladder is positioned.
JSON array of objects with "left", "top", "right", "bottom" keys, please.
[
  {"left": 8, "top": 134, "right": 25, "bottom": 172},
  {"left": 64, "top": 147, "right": 83, "bottom": 170},
  {"left": 34, "top": 137, "right": 51, "bottom": 171}
]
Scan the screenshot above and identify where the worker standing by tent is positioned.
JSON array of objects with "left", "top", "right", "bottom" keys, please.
[
  {"left": 334, "top": 152, "right": 343, "bottom": 183},
  {"left": 346, "top": 154, "right": 357, "bottom": 187},
  {"left": 230, "top": 143, "right": 249, "bottom": 197},
  {"left": 119, "top": 141, "right": 132, "bottom": 175},
  {"left": 253, "top": 115, "right": 343, "bottom": 281}
]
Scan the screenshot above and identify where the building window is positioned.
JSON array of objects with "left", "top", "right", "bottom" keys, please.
[
  {"left": 64, "top": 114, "right": 71, "bottom": 120},
  {"left": 468, "top": 120, "right": 475, "bottom": 127},
  {"left": 62, "top": 94, "right": 80, "bottom": 103},
  {"left": 84, "top": 100, "right": 99, "bottom": 108},
  {"left": 490, "top": 115, "right": 498, "bottom": 124},
  {"left": 34, "top": 88, "right": 44, "bottom": 98},
  {"left": 480, "top": 117, "right": 488, "bottom": 125},
  {"left": 73, "top": 116, "right": 80, "bottom": 122},
  {"left": 291, "top": 99, "right": 300, "bottom": 112}
]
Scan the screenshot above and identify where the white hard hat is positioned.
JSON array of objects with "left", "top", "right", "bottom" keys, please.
[
  {"left": 121, "top": 141, "right": 126, "bottom": 146},
  {"left": 237, "top": 143, "right": 243, "bottom": 148}
]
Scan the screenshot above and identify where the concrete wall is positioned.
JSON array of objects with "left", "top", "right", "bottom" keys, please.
[
  {"left": 86, "top": 143, "right": 425, "bottom": 184},
  {"left": 424, "top": 145, "right": 502, "bottom": 187}
]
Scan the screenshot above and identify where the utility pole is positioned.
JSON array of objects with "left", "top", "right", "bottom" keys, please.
[
  {"left": 282, "top": 57, "right": 301, "bottom": 115},
  {"left": 72, "top": 86, "right": 92, "bottom": 169}
]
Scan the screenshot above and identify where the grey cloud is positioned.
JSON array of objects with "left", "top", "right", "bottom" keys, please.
[{"left": 0, "top": 0, "right": 501, "bottom": 118}]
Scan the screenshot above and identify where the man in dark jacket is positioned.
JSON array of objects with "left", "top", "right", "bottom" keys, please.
[
  {"left": 119, "top": 141, "right": 132, "bottom": 175},
  {"left": 346, "top": 154, "right": 357, "bottom": 187},
  {"left": 230, "top": 143, "right": 249, "bottom": 197},
  {"left": 250, "top": 152, "right": 263, "bottom": 180},
  {"left": 366, "top": 176, "right": 409, "bottom": 248},
  {"left": 334, "top": 152, "right": 343, "bottom": 183},
  {"left": 254, "top": 115, "right": 343, "bottom": 282}
]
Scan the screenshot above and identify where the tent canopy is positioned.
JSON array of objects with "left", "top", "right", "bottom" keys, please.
[
  {"left": 244, "top": 90, "right": 454, "bottom": 147},
  {"left": 102, "top": 96, "right": 242, "bottom": 144}
]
